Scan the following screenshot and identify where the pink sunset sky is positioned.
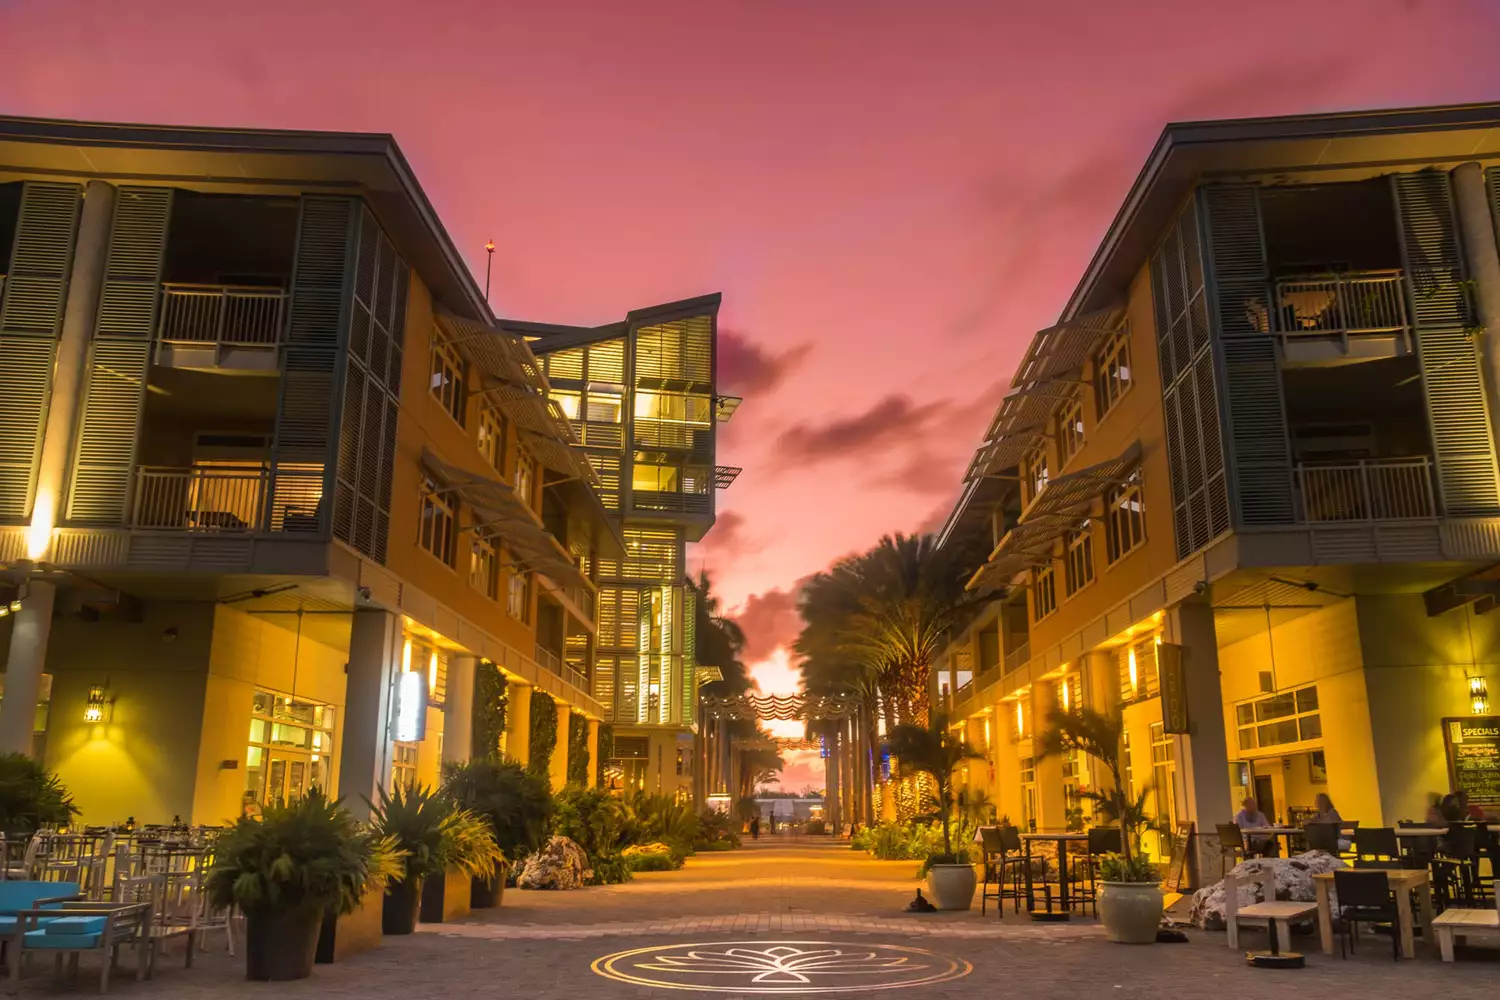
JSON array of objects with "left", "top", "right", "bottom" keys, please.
[{"left": 7, "top": 0, "right": 1500, "bottom": 790}]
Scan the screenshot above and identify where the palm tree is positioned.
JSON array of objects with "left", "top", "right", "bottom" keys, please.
[
  {"left": 886, "top": 714, "right": 983, "bottom": 858},
  {"left": 1039, "top": 706, "right": 1138, "bottom": 861},
  {"left": 691, "top": 570, "right": 752, "bottom": 697}
]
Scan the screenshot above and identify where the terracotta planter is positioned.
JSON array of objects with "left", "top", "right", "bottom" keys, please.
[
  {"left": 382, "top": 878, "right": 423, "bottom": 935},
  {"left": 1098, "top": 882, "right": 1163, "bottom": 944},
  {"left": 926, "top": 864, "right": 977, "bottom": 910},
  {"left": 316, "top": 890, "right": 383, "bottom": 963},
  {"left": 420, "top": 867, "right": 473, "bottom": 924},
  {"left": 245, "top": 906, "right": 323, "bottom": 981}
]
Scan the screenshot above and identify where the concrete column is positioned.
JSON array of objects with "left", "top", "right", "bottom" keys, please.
[
  {"left": 825, "top": 734, "right": 842, "bottom": 833},
  {"left": 1165, "top": 600, "right": 1233, "bottom": 887},
  {"left": 587, "top": 717, "right": 600, "bottom": 789},
  {"left": 505, "top": 681, "right": 531, "bottom": 767},
  {"left": 441, "top": 655, "right": 476, "bottom": 765},
  {"left": 551, "top": 703, "right": 571, "bottom": 790},
  {"left": 0, "top": 582, "right": 56, "bottom": 756},
  {"left": 1453, "top": 162, "right": 1500, "bottom": 444},
  {"left": 1, "top": 183, "right": 115, "bottom": 757},
  {"left": 339, "top": 610, "right": 400, "bottom": 816}
]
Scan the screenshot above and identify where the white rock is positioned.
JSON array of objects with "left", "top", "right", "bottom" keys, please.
[
  {"left": 516, "top": 835, "right": 593, "bottom": 890},
  {"left": 1189, "top": 851, "right": 1346, "bottom": 930}
]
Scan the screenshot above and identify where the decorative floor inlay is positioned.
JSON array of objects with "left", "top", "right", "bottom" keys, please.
[{"left": 591, "top": 940, "right": 972, "bottom": 993}]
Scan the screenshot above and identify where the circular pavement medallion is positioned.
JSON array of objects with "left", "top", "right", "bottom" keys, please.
[{"left": 590, "top": 939, "right": 972, "bottom": 993}]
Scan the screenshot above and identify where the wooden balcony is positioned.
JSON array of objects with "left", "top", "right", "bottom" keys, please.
[
  {"left": 1267, "top": 271, "right": 1409, "bottom": 338},
  {"left": 130, "top": 466, "right": 324, "bottom": 534}
]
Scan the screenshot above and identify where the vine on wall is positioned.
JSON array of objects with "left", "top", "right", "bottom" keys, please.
[
  {"left": 528, "top": 690, "right": 558, "bottom": 785},
  {"left": 472, "top": 661, "right": 508, "bottom": 760},
  {"left": 566, "top": 713, "right": 591, "bottom": 786}
]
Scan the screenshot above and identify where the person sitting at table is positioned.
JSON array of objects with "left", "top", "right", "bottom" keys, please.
[
  {"left": 1454, "top": 790, "right": 1489, "bottom": 821},
  {"left": 1438, "top": 793, "right": 1464, "bottom": 822},
  {"left": 1424, "top": 793, "right": 1446, "bottom": 826},
  {"left": 1312, "top": 793, "right": 1351, "bottom": 852},
  {"left": 1234, "top": 797, "right": 1276, "bottom": 857}
]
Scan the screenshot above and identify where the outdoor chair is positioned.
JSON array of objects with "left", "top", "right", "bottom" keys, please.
[
  {"left": 1353, "top": 827, "right": 1402, "bottom": 869},
  {"left": 979, "top": 827, "right": 1025, "bottom": 917},
  {"left": 1216, "top": 824, "right": 1246, "bottom": 877},
  {"left": 1332, "top": 869, "right": 1400, "bottom": 960},
  {"left": 1071, "top": 826, "right": 1122, "bottom": 917},
  {"left": 1303, "top": 822, "right": 1341, "bottom": 854},
  {"left": 8, "top": 900, "right": 152, "bottom": 994},
  {"left": 1433, "top": 824, "right": 1483, "bottom": 909}
]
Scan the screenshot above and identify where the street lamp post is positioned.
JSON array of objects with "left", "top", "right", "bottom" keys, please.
[{"left": 484, "top": 239, "right": 495, "bottom": 301}]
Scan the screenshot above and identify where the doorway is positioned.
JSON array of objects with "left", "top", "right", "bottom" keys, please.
[{"left": 1254, "top": 775, "right": 1275, "bottom": 819}]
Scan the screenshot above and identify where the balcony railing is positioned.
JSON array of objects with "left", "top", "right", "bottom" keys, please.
[
  {"left": 130, "top": 466, "right": 325, "bottom": 533},
  {"left": 1296, "top": 457, "right": 1437, "bottom": 523},
  {"left": 157, "top": 283, "right": 286, "bottom": 346},
  {"left": 632, "top": 489, "right": 712, "bottom": 515},
  {"left": 1268, "top": 271, "right": 1409, "bottom": 337},
  {"left": 533, "top": 643, "right": 588, "bottom": 691},
  {"left": 1003, "top": 640, "right": 1030, "bottom": 674}
]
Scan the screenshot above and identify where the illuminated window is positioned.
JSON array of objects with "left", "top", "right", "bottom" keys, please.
[
  {"left": 1122, "top": 731, "right": 1135, "bottom": 799},
  {"left": 1063, "top": 521, "right": 1094, "bottom": 596},
  {"left": 586, "top": 388, "right": 624, "bottom": 423},
  {"left": 1019, "top": 756, "right": 1037, "bottom": 832},
  {"left": 507, "top": 567, "right": 531, "bottom": 622},
  {"left": 1235, "top": 685, "right": 1321, "bottom": 752},
  {"left": 552, "top": 390, "right": 581, "bottom": 421},
  {"left": 1150, "top": 722, "right": 1176, "bottom": 825},
  {"left": 634, "top": 391, "right": 712, "bottom": 450},
  {"left": 1105, "top": 470, "right": 1145, "bottom": 563},
  {"left": 1057, "top": 394, "right": 1085, "bottom": 468},
  {"left": 419, "top": 478, "right": 456, "bottom": 566},
  {"left": 1119, "top": 637, "right": 1159, "bottom": 702},
  {"left": 470, "top": 537, "right": 499, "bottom": 600},
  {"left": 429, "top": 332, "right": 466, "bottom": 426},
  {"left": 1032, "top": 564, "right": 1057, "bottom": 621},
  {"left": 1023, "top": 445, "right": 1049, "bottom": 504},
  {"left": 515, "top": 451, "right": 535, "bottom": 508},
  {"left": 477, "top": 409, "right": 506, "bottom": 472},
  {"left": 390, "top": 743, "right": 418, "bottom": 791},
  {"left": 1093, "top": 328, "right": 1132, "bottom": 418},
  {"left": 244, "top": 691, "right": 336, "bottom": 808}
]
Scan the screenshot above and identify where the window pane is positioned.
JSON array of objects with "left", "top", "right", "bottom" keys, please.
[
  {"left": 1255, "top": 693, "right": 1295, "bottom": 722},
  {"left": 1235, "top": 704, "right": 1255, "bottom": 726},
  {"left": 1238, "top": 728, "right": 1256, "bottom": 751},
  {"left": 1295, "top": 687, "right": 1319, "bottom": 712},
  {"left": 1299, "top": 714, "right": 1322, "bottom": 741}
]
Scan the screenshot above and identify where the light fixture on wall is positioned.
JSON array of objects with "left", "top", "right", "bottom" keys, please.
[
  {"left": 84, "top": 683, "right": 113, "bottom": 724},
  {"left": 1469, "top": 674, "right": 1490, "bottom": 716}
]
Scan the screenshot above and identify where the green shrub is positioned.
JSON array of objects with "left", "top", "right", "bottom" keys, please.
[
  {"left": 589, "top": 851, "right": 632, "bottom": 885},
  {"left": 441, "top": 758, "right": 552, "bottom": 862},
  {"left": 470, "top": 661, "right": 508, "bottom": 760},
  {"left": 368, "top": 784, "right": 503, "bottom": 884},
  {"left": 528, "top": 691, "right": 558, "bottom": 784},
  {"left": 623, "top": 842, "right": 682, "bottom": 872},
  {"left": 0, "top": 754, "right": 77, "bottom": 834},
  {"left": 629, "top": 793, "right": 698, "bottom": 856}
]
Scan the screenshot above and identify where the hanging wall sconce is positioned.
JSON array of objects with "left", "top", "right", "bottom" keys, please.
[
  {"left": 1469, "top": 674, "right": 1490, "bottom": 716},
  {"left": 84, "top": 683, "right": 113, "bottom": 724}
]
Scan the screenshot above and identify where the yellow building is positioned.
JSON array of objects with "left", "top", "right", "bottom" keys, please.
[
  {"left": 933, "top": 103, "right": 1500, "bottom": 883},
  {"left": 0, "top": 116, "right": 624, "bottom": 825}
]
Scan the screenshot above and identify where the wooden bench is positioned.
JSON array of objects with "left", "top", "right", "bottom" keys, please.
[
  {"left": 1433, "top": 909, "right": 1500, "bottom": 962},
  {"left": 1225, "top": 870, "right": 1318, "bottom": 954}
]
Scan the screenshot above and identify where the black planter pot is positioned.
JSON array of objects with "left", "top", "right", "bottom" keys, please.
[
  {"left": 470, "top": 872, "right": 503, "bottom": 909},
  {"left": 383, "top": 878, "right": 423, "bottom": 935},
  {"left": 245, "top": 906, "right": 324, "bottom": 981}
]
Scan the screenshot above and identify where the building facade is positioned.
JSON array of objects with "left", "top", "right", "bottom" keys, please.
[
  {"left": 932, "top": 104, "right": 1500, "bottom": 882},
  {"left": 510, "top": 304, "right": 736, "bottom": 800},
  {"left": 0, "top": 116, "right": 636, "bottom": 825}
]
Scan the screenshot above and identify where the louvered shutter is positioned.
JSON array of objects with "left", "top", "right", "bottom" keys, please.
[
  {"left": 1200, "top": 185, "right": 1296, "bottom": 527},
  {"left": 682, "top": 585, "right": 696, "bottom": 726},
  {"left": 1393, "top": 171, "right": 1498, "bottom": 515},
  {"left": 0, "top": 182, "right": 81, "bottom": 520},
  {"left": 67, "top": 187, "right": 171, "bottom": 523}
]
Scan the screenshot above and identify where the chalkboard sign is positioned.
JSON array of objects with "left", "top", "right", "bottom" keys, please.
[
  {"left": 1164, "top": 821, "right": 1194, "bottom": 893},
  {"left": 1444, "top": 716, "right": 1500, "bottom": 805}
]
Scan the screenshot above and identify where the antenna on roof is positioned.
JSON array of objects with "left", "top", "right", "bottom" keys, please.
[{"left": 484, "top": 239, "right": 496, "bottom": 301}]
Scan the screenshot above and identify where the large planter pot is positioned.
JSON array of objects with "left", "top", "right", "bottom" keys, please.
[
  {"left": 420, "top": 867, "right": 473, "bottom": 924},
  {"left": 382, "top": 877, "right": 423, "bottom": 935},
  {"left": 926, "top": 864, "right": 978, "bottom": 910},
  {"left": 245, "top": 906, "right": 324, "bottom": 981},
  {"left": 471, "top": 869, "right": 505, "bottom": 909},
  {"left": 1098, "top": 882, "right": 1164, "bottom": 944},
  {"left": 316, "top": 890, "right": 383, "bottom": 964}
]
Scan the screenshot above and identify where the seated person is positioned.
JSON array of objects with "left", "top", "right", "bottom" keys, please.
[
  {"left": 1311, "top": 792, "right": 1351, "bottom": 852},
  {"left": 1233, "top": 797, "right": 1276, "bottom": 856}
]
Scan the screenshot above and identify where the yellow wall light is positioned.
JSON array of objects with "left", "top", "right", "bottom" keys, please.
[
  {"left": 1470, "top": 675, "right": 1490, "bottom": 715},
  {"left": 84, "top": 684, "right": 112, "bottom": 724}
]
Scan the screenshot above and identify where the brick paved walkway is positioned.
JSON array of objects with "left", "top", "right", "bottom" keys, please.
[{"left": 12, "top": 836, "right": 1499, "bottom": 997}]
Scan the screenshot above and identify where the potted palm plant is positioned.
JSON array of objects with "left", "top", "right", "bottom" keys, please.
[
  {"left": 1041, "top": 707, "right": 1163, "bottom": 943},
  {"left": 441, "top": 758, "right": 553, "bottom": 907},
  {"left": 369, "top": 784, "right": 503, "bottom": 934},
  {"left": 887, "top": 714, "right": 984, "bottom": 909},
  {"left": 207, "top": 790, "right": 382, "bottom": 981}
]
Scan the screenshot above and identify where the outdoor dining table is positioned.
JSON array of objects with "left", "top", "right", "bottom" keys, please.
[
  {"left": 1019, "top": 831, "right": 1090, "bottom": 922},
  {"left": 1312, "top": 869, "right": 1434, "bottom": 959},
  {"left": 1241, "top": 827, "right": 1305, "bottom": 852}
]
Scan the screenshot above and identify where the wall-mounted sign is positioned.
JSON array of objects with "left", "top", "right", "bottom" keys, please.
[
  {"left": 1158, "top": 642, "right": 1189, "bottom": 734},
  {"left": 392, "top": 670, "right": 428, "bottom": 743},
  {"left": 1444, "top": 715, "right": 1500, "bottom": 806}
]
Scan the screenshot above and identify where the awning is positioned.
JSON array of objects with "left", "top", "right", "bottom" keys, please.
[
  {"left": 963, "top": 382, "right": 1069, "bottom": 481},
  {"left": 967, "top": 519, "right": 1058, "bottom": 592},
  {"left": 420, "top": 448, "right": 593, "bottom": 594},
  {"left": 517, "top": 427, "right": 600, "bottom": 486},
  {"left": 436, "top": 312, "right": 548, "bottom": 393},
  {"left": 1011, "top": 305, "right": 1126, "bottom": 388}
]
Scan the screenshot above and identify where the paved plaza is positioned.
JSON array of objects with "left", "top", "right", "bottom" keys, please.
[{"left": 17, "top": 838, "right": 1500, "bottom": 997}]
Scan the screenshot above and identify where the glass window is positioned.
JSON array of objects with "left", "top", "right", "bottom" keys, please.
[
  {"left": 1119, "top": 638, "right": 1160, "bottom": 702},
  {"left": 429, "top": 332, "right": 466, "bottom": 426},
  {"left": 1150, "top": 721, "right": 1177, "bottom": 825},
  {"left": 552, "top": 390, "right": 581, "bottom": 421},
  {"left": 1032, "top": 564, "right": 1057, "bottom": 621},
  {"left": 1023, "top": 445, "right": 1049, "bottom": 504},
  {"left": 390, "top": 743, "right": 418, "bottom": 791},
  {"left": 1063, "top": 521, "right": 1094, "bottom": 596},
  {"left": 1105, "top": 470, "right": 1145, "bottom": 563},
  {"left": 586, "top": 388, "right": 624, "bottom": 423},
  {"left": 514, "top": 451, "right": 534, "bottom": 508},
  {"left": 1093, "top": 328, "right": 1132, "bottom": 418},
  {"left": 1057, "top": 394, "right": 1085, "bottom": 468},
  {"left": 507, "top": 568, "right": 531, "bottom": 622},
  {"left": 419, "top": 478, "right": 456, "bottom": 566},
  {"left": 477, "top": 409, "right": 506, "bottom": 472},
  {"left": 470, "top": 538, "right": 499, "bottom": 600},
  {"left": 1235, "top": 684, "right": 1321, "bottom": 752},
  {"left": 245, "top": 691, "right": 337, "bottom": 809}
]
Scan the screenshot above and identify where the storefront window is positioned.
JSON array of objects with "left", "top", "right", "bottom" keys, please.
[
  {"left": 1020, "top": 756, "right": 1037, "bottom": 832},
  {"left": 1150, "top": 722, "right": 1176, "bottom": 825},
  {"left": 245, "top": 691, "right": 336, "bottom": 808},
  {"left": 1235, "top": 684, "right": 1321, "bottom": 751},
  {"left": 391, "top": 742, "right": 418, "bottom": 790}
]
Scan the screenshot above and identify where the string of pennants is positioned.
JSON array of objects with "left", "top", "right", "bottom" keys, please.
[{"left": 699, "top": 693, "right": 862, "bottom": 721}]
